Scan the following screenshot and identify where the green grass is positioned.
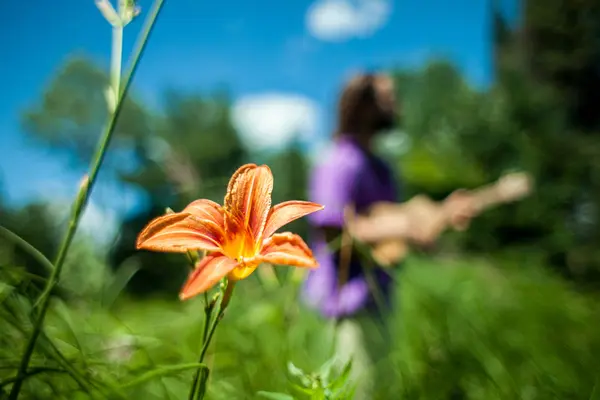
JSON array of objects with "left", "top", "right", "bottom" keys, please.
[{"left": 2, "top": 256, "right": 600, "bottom": 399}]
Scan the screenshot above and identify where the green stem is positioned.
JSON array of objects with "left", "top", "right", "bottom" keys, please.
[
  {"left": 186, "top": 251, "right": 212, "bottom": 398},
  {"left": 111, "top": 26, "right": 123, "bottom": 103},
  {"left": 202, "top": 294, "right": 212, "bottom": 342},
  {"left": 199, "top": 282, "right": 235, "bottom": 365},
  {"left": 7, "top": 2, "right": 165, "bottom": 399},
  {"left": 187, "top": 291, "right": 215, "bottom": 399},
  {"left": 0, "top": 367, "right": 67, "bottom": 388},
  {"left": 188, "top": 281, "right": 236, "bottom": 400}
]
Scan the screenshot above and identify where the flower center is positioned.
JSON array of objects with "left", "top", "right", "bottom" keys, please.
[
  {"left": 221, "top": 226, "right": 262, "bottom": 281},
  {"left": 228, "top": 260, "right": 259, "bottom": 281}
]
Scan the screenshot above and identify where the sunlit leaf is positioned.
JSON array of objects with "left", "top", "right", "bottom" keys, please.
[
  {"left": 256, "top": 391, "right": 294, "bottom": 400},
  {"left": 317, "top": 355, "right": 338, "bottom": 381},
  {"left": 327, "top": 359, "right": 353, "bottom": 394},
  {"left": 101, "top": 258, "right": 141, "bottom": 307},
  {"left": 120, "top": 363, "right": 208, "bottom": 389},
  {"left": 287, "top": 361, "right": 306, "bottom": 379}
]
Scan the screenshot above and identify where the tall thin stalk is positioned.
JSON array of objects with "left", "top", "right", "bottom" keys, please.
[
  {"left": 110, "top": 1, "right": 124, "bottom": 100},
  {"left": 8, "top": 1, "right": 165, "bottom": 398},
  {"left": 183, "top": 250, "right": 215, "bottom": 400},
  {"left": 188, "top": 281, "right": 236, "bottom": 400},
  {"left": 187, "top": 290, "right": 215, "bottom": 399}
]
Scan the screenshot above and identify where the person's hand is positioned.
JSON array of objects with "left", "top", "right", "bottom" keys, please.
[
  {"left": 443, "top": 189, "right": 477, "bottom": 232},
  {"left": 403, "top": 195, "right": 446, "bottom": 246}
]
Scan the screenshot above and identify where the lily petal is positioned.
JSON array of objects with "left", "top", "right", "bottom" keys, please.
[
  {"left": 182, "top": 199, "right": 225, "bottom": 227},
  {"left": 263, "top": 201, "right": 325, "bottom": 239},
  {"left": 223, "top": 163, "right": 274, "bottom": 243},
  {"left": 180, "top": 253, "right": 238, "bottom": 300},
  {"left": 259, "top": 232, "right": 318, "bottom": 268},
  {"left": 136, "top": 212, "right": 223, "bottom": 253}
]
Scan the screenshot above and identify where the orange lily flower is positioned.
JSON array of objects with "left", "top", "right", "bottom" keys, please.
[{"left": 136, "top": 163, "right": 324, "bottom": 300}]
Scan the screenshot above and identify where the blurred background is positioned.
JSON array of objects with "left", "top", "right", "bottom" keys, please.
[{"left": 2, "top": 0, "right": 600, "bottom": 398}]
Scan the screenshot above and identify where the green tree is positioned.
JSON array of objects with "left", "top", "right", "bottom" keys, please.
[
  {"left": 22, "top": 56, "right": 151, "bottom": 168},
  {"left": 20, "top": 56, "right": 249, "bottom": 296},
  {"left": 267, "top": 137, "right": 311, "bottom": 238},
  {"left": 0, "top": 203, "right": 61, "bottom": 299},
  {"left": 390, "top": 61, "right": 487, "bottom": 199},
  {"left": 389, "top": 0, "right": 600, "bottom": 280},
  {"left": 523, "top": 0, "right": 600, "bottom": 132},
  {"left": 484, "top": 0, "right": 600, "bottom": 280}
]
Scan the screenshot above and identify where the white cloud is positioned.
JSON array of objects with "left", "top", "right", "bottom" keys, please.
[
  {"left": 45, "top": 197, "right": 119, "bottom": 248},
  {"left": 79, "top": 201, "right": 119, "bottom": 245},
  {"left": 232, "top": 93, "right": 321, "bottom": 151},
  {"left": 306, "top": 0, "right": 391, "bottom": 42}
]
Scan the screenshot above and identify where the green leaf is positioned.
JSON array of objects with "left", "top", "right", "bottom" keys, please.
[
  {"left": 287, "top": 361, "right": 306, "bottom": 379},
  {"left": 0, "top": 225, "right": 55, "bottom": 274},
  {"left": 0, "top": 280, "right": 15, "bottom": 304},
  {"left": 1, "top": 265, "right": 48, "bottom": 286},
  {"left": 54, "top": 301, "right": 89, "bottom": 369},
  {"left": 290, "top": 384, "right": 315, "bottom": 396},
  {"left": 256, "top": 391, "right": 294, "bottom": 400},
  {"left": 287, "top": 361, "right": 312, "bottom": 387},
  {"left": 328, "top": 359, "right": 353, "bottom": 393},
  {"left": 120, "top": 363, "right": 208, "bottom": 389},
  {"left": 101, "top": 258, "right": 140, "bottom": 307},
  {"left": 318, "top": 355, "right": 338, "bottom": 383},
  {"left": 310, "top": 389, "right": 326, "bottom": 400}
]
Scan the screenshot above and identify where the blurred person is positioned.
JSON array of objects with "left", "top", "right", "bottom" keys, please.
[{"left": 302, "top": 72, "right": 475, "bottom": 398}]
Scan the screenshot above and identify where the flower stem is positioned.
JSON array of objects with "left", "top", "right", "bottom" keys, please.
[
  {"left": 188, "top": 281, "right": 236, "bottom": 400},
  {"left": 201, "top": 293, "right": 212, "bottom": 343},
  {"left": 7, "top": 2, "right": 165, "bottom": 399},
  {"left": 110, "top": 25, "right": 123, "bottom": 102},
  {"left": 187, "top": 291, "right": 215, "bottom": 399}
]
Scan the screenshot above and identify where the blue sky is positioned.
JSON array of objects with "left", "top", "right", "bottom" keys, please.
[{"left": 0, "top": 0, "right": 519, "bottom": 230}]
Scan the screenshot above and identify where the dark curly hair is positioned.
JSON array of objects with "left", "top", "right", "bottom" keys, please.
[{"left": 335, "top": 72, "right": 399, "bottom": 138}]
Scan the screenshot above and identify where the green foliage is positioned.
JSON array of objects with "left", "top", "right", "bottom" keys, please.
[
  {"left": 21, "top": 56, "right": 151, "bottom": 167},
  {"left": 523, "top": 0, "right": 600, "bottom": 132},
  {"left": 389, "top": 62, "right": 489, "bottom": 197},
  {"left": 267, "top": 140, "right": 312, "bottom": 245},
  {"left": 389, "top": 257, "right": 600, "bottom": 399},
  {"left": 18, "top": 55, "right": 253, "bottom": 296},
  {"left": 389, "top": 12, "right": 600, "bottom": 278},
  {"left": 3, "top": 257, "right": 600, "bottom": 398},
  {"left": 0, "top": 204, "right": 63, "bottom": 299},
  {"left": 284, "top": 357, "right": 355, "bottom": 399},
  {"left": 467, "top": 0, "right": 600, "bottom": 280}
]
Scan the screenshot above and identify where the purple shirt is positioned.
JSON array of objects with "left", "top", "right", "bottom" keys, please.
[{"left": 302, "top": 136, "right": 399, "bottom": 319}]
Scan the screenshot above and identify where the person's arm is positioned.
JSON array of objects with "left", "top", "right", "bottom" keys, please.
[
  {"left": 347, "top": 209, "right": 410, "bottom": 243},
  {"left": 349, "top": 195, "right": 448, "bottom": 246},
  {"left": 314, "top": 210, "right": 411, "bottom": 244},
  {"left": 309, "top": 160, "right": 476, "bottom": 247},
  {"left": 354, "top": 189, "right": 478, "bottom": 245},
  {"left": 314, "top": 195, "right": 444, "bottom": 248}
]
